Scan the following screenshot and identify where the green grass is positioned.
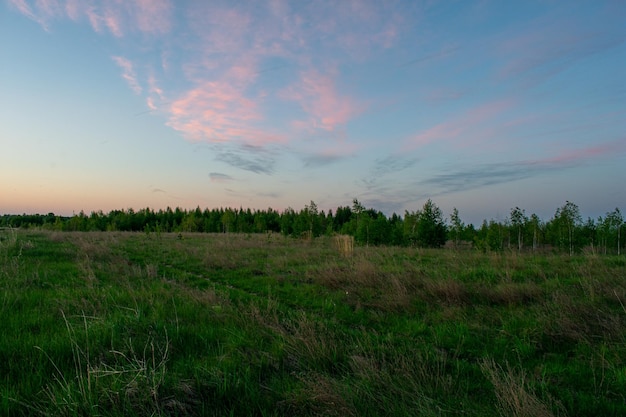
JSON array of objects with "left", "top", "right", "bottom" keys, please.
[{"left": 1, "top": 229, "right": 625, "bottom": 416}]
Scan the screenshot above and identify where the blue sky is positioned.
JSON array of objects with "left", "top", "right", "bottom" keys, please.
[{"left": 1, "top": 0, "right": 624, "bottom": 225}]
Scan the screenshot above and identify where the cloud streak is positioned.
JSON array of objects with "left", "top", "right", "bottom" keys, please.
[
  {"left": 407, "top": 99, "right": 515, "bottom": 150},
  {"left": 357, "top": 139, "right": 625, "bottom": 215},
  {"left": 302, "top": 154, "right": 344, "bottom": 168},
  {"left": 400, "top": 45, "right": 461, "bottom": 67},
  {"left": 359, "top": 155, "right": 419, "bottom": 196},
  {"left": 422, "top": 140, "right": 625, "bottom": 195},
  {"left": 215, "top": 145, "right": 278, "bottom": 175},
  {"left": 111, "top": 56, "right": 142, "bottom": 94},
  {"left": 493, "top": 11, "right": 626, "bottom": 88},
  {"left": 10, "top": 0, "right": 173, "bottom": 36},
  {"left": 8, "top": 0, "right": 47, "bottom": 28},
  {"left": 209, "top": 172, "right": 234, "bottom": 183}
]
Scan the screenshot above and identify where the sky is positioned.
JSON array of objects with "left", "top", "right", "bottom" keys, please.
[{"left": 1, "top": 0, "right": 625, "bottom": 225}]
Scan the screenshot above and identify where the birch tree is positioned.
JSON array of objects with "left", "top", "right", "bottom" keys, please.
[{"left": 510, "top": 207, "right": 527, "bottom": 252}]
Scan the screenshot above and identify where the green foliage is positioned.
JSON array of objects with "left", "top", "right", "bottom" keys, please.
[
  {"left": 404, "top": 199, "right": 447, "bottom": 248},
  {"left": 598, "top": 208, "right": 624, "bottom": 255},
  {"left": 449, "top": 207, "right": 464, "bottom": 247},
  {"left": 551, "top": 201, "right": 583, "bottom": 255},
  {"left": 1, "top": 199, "right": 624, "bottom": 255},
  {"left": 510, "top": 207, "right": 528, "bottom": 252}
]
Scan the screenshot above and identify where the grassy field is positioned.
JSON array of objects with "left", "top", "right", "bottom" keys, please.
[{"left": 1, "top": 229, "right": 625, "bottom": 416}]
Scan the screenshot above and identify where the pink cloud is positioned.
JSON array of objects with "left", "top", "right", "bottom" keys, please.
[
  {"left": 103, "top": 8, "right": 123, "bottom": 37},
  {"left": 33, "top": 0, "right": 61, "bottom": 20},
  {"left": 281, "top": 70, "right": 366, "bottom": 132},
  {"left": 304, "top": 1, "right": 405, "bottom": 59},
  {"left": 7, "top": 0, "right": 59, "bottom": 29},
  {"left": 537, "top": 139, "right": 626, "bottom": 165},
  {"left": 409, "top": 123, "right": 463, "bottom": 149},
  {"left": 166, "top": 82, "right": 286, "bottom": 146},
  {"left": 146, "top": 75, "right": 165, "bottom": 109},
  {"left": 84, "top": 6, "right": 103, "bottom": 33},
  {"left": 408, "top": 99, "right": 515, "bottom": 150},
  {"left": 186, "top": 5, "right": 253, "bottom": 56},
  {"left": 133, "top": 0, "right": 172, "bottom": 34},
  {"left": 9, "top": 1, "right": 415, "bottom": 153},
  {"left": 111, "top": 56, "right": 142, "bottom": 94},
  {"left": 183, "top": 1, "right": 406, "bottom": 73},
  {"left": 174, "top": 4, "right": 373, "bottom": 146},
  {"left": 493, "top": 12, "right": 625, "bottom": 88},
  {"left": 9, "top": 0, "right": 172, "bottom": 37},
  {"left": 64, "top": 0, "right": 79, "bottom": 20},
  {"left": 146, "top": 97, "right": 156, "bottom": 111},
  {"left": 8, "top": 0, "right": 36, "bottom": 19}
]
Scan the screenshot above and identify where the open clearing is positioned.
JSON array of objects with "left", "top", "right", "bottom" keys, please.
[{"left": 1, "top": 230, "right": 625, "bottom": 416}]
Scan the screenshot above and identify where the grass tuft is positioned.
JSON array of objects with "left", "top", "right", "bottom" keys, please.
[{"left": 481, "top": 359, "right": 566, "bottom": 417}]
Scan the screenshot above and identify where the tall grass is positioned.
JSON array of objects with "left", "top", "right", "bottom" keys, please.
[
  {"left": 480, "top": 359, "right": 566, "bottom": 417},
  {"left": 1, "top": 229, "right": 625, "bottom": 416}
]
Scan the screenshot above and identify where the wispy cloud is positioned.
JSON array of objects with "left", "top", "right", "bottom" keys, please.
[
  {"left": 357, "top": 139, "right": 625, "bottom": 215},
  {"left": 538, "top": 139, "right": 626, "bottom": 165},
  {"left": 111, "top": 56, "right": 142, "bottom": 94},
  {"left": 494, "top": 14, "right": 625, "bottom": 88},
  {"left": 280, "top": 70, "right": 367, "bottom": 133},
  {"left": 176, "top": 1, "right": 409, "bottom": 144},
  {"left": 160, "top": 1, "right": 401, "bottom": 147},
  {"left": 166, "top": 81, "right": 286, "bottom": 146},
  {"left": 298, "top": 136, "right": 365, "bottom": 169},
  {"left": 422, "top": 162, "right": 539, "bottom": 193},
  {"left": 209, "top": 172, "right": 234, "bottom": 183},
  {"left": 8, "top": 0, "right": 46, "bottom": 28},
  {"left": 372, "top": 155, "right": 419, "bottom": 177},
  {"left": 132, "top": 0, "right": 172, "bottom": 34},
  {"left": 422, "top": 140, "right": 626, "bottom": 195},
  {"left": 9, "top": 1, "right": 411, "bottom": 153},
  {"left": 353, "top": 155, "right": 422, "bottom": 214},
  {"left": 400, "top": 45, "right": 460, "bottom": 67},
  {"left": 302, "top": 153, "right": 345, "bottom": 168},
  {"left": 10, "top": 0, "right": 173, "bottom": 37},
  {"left": 215, "top": 145, "right": 278, "bottom": 175},
  {"left": 359, "top": 154, "right": 419, "bottom": 195},
  {"left": 407, "top": 99, "right": 514, "bottom": 150},
  {"left": 256, "top": 191, "right": 281, "bottom": 199}
]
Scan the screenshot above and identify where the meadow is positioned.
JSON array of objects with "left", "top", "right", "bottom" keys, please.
[{"left": 1, "top": 229, "right": 625, "bottom": 416}]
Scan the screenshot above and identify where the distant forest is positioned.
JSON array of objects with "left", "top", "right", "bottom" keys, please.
[{"left": 1, "top": 199, "right": 623, "bottom": 254}]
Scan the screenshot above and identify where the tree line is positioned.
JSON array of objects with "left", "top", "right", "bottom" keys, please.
[{"left": 1, "top": 199, "right": 623, "bottom": 255}]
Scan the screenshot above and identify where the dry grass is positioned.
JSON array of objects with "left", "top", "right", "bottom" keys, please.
[
  {"left": 422, "top": 278, "right": 469, "bottom": 305},
  {"left": 333, "top": 234, "right": 354, "bottom": 258},
  {"left": 36, "top": 311, "right": 172, "bottom": 417},
  {"left": 345, "top": 344, "right": 453, "bottom": 416},
  {"left": 281, "top": 312, "right": 345, "bottom": 373},
  {"left": 281, "top": 372, "right": 355, "bottom": 417},
  {"left": 543, "top": 292, "right": 625, "bottom": 346},
  {"left": 282, "top": 343, "right": 454, "bottom": 416},
  {"left": 480, "top": 359, "right": 566, "bottom": 417},
  {"left": 281, "top": 372, "right": 358, "bottom": 416},
  {"left": 478, "top": 282, "right": 543, "bottom": 305}
]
